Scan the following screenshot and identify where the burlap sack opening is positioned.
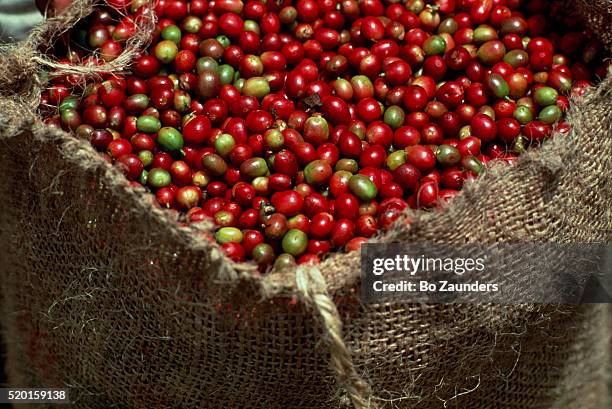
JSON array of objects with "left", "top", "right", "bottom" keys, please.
[{"left": 0, "top": 1, "right": 610, "bottom": 408}]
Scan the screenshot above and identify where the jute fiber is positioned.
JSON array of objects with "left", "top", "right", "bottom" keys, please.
[{"left": 0, "top": 1, "right": 610, "bottom": 408}]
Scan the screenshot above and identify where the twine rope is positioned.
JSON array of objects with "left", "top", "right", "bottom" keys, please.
[
  {"left": 0, "top": 0, "right": 156, "bottom": 109},
  {"left": 296, "top": 265, "right": 376, "bottom": 409}
]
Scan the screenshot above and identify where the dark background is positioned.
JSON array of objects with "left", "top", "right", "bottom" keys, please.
[
  {"left": 0, "top": 332, "right": 10, "bottom": 409},
  {"left": 1, "top": 337, "right": 5, "bottom": 384},
  {"left": 1, "top": 331, "right": 5, "bottom": 383}
]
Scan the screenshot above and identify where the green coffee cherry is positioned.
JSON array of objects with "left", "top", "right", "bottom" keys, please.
[
  {"left": 485, "top": 74, "right": 509, "bottom": 98},
  {"left": 154, "top": 40, "right": 178, "bottom": 64},
  {"left": 252, "top": 176, "right": 269, "bottom": 194},
  {"left": 459, "top": 125, "right": 472, "bottom": 139},
  {"left": 196, "top": 57, "right": 219, "bottom": 74},
  {"left": 138, "top": 150, "right": 154, "bottom": 167},
  {"left": 242, "top": 77, "right": 271, "bottom": 99},
  {"left": 138, "top": 169, "right": 148, "bottom": 185},
  {"left": 348, "top": 174, "right": 378, "bottom": 201},
  {"left": 383, "top": 105, "right": 405, "bottom": 130},
  {"left": 215, "top": 227, "right": 243, "bottom": 244},
  {"left": 461, "top": 155, "right": 484, "bottom": 175},
  {"left": 59, "top": 96, "right": 79, "bottom": 113},
  {"left": 234, "top": 78, "right": 245, "bottom": 91},
  {"left": 423, "top": 35, "right": 446, "bottom": 55},
  {"left": 538, "top": 105, "right": 562, "bottom": 124},
  {"left": 274, "top": 253, "right": 296, "bottom": 270},
  {"left": 161, "top": 25, "right": 182, "bottom": 44},
  {"left": 386, "top": 150, "right": 406, "bottom": 171},
  {"left": 173, "top": 91, "right": 191, "bottom": 113},
  {"left": 436, "top": 144, "right": 461, "bottom": 166},
  {"left": 214, "top": 210, "right": 234, "bottom": 227},
  {"left": 157, "top": 127, "right": 184, "bottom": 151},
  {"left": 218, "top": 64, "right": 235, "bottom": 85},
  {"left": 473, "top": 25, "right": 498, "bottom": 43},
  {"left": 215, "top": 133, "right": 236, "bottom": 157},
  {"left": 264, "top": 129, "right": 284, "bottom": 151},
  {"left": 182, "top": 16, "right": 203, "bottom": 34},
  {"left": 513, "top": 105, "right": 533, "bottom": 125},
  {"left": 136, "top": 115, "right": 161, "bottom": 133},
  {"left": 244, "top": 20, "right": 260, "bottom": 34},
  {"left": 281, "top": 229, "right": 308, "bottom": 256},
  {"left": 534, "top": 87, "right": 558, "bottom": 106},
  {"left": 216, "top": 35, "right": 231, "bottom": 48},
  {"left": 335, "top": 158, "right": 359, "bottom": 173},
  {"left": 147, "top": 168, "right": 171, "bottom": 188},
  {"left": 477, "top": 40, "right": 506, "bottom": 65}
]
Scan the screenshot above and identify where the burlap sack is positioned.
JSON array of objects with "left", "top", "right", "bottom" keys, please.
[{"left": 0, "top": 1, "right": 610, "bottom": 408}]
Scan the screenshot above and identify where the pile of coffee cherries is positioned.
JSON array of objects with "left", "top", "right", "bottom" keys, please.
[{"left": 41, "top": 0, "right": 607, "bottom": 271}]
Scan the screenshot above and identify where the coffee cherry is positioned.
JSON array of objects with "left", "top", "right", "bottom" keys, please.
[
  {"left": 252, "top": 243, "right": 275, "bottom": 266},
  {"left": 136, "top": 115, "right": 161, "bottom": 133},
  {"left": 304, "top": 160, "right": 333, "bottom": 186},
  {"left": 471, "top": 113, "right": 497, "bottom": 142},
  {"left": 334, "top": 193, "right": 360, "bottom": 220},
  {"left": 310, "top": 212, "right": 334, "bottom": 238},
  {"left": 533, "top": 86, "right": 558, "bottom": 106},
  {"left": 348, "top": 174, "right": 378, "bottom": 201},
  {"left": 435, "top": 145, "right": 461, "bottom": 166},
  {"left": 242, "top": 77, "right": 271, "bottom": 99},
  {"left": 215, "top": 227, "right": 243, "bottom": 244},
  {"left": 148, "top": 168, "right": 172, "bottom": 188},
  {"left": 271, "top": 190, "right": 304, "bottom": 216},
  {"left": 265, "top": 213, "right": 288, "bottom": 239},
  {"left": 240, "top": 157, "right": 269, "bottom": 179},
  {"left": 116, "top": 154, "right": 144, "bottom": 180},
  {"left": 157, "top": 127, "right": 184, "bottom": 151},
  {"left": 282, "top": 229, "right": 308, "bottom": 256},
  {"left": 330, "top": 219, "right": 355, "bottom": 247},
  {"left": 154, "top": 40, "right": 179, "bottom": 64},
  {"left": 182, "top": 115, "right": 211, "bottom": 145},
  {"left": 202, "top": 154, "right": 229, "bottom": 177}
]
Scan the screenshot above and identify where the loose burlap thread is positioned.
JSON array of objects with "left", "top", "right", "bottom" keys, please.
[{"left": 0, "top": 1, "right": 610, "bottom": 408}]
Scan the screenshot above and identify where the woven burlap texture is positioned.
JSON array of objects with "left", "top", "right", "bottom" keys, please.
[{"left": 0, "top": 1, "right": 610, "bottom": 408}]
